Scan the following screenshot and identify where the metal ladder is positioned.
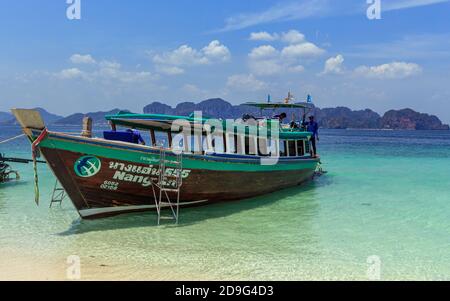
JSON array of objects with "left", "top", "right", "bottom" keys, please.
[
  {"left": 50, "top": 179, "right": 66, "bottom": 208},
  {"left": 155, "top": 148, "right": 183, "bottom": 225}
]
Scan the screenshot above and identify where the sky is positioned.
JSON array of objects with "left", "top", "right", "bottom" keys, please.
[{"left": 0, "top": 0, "right": 449, "bottom": 121}]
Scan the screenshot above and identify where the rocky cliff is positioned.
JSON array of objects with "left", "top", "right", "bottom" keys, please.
[
  {"left": 314, "top": 107, "right": 382, "bottom": 129},
  {"left": 381, "top": 109, "right": 449, "bottom": 130},
  {"left": 143, "top": 98, "right": 256, "bottom": 119},
  {"left": 2, "top": 99, "right": 448, "bottom": 130},
  {"left": 143, "top": 98, "right": 449, "bottom": 130}
]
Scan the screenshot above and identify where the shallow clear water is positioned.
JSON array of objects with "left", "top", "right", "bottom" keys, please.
[{"left": 1, "top": 126, "right": 450, "bottom": 280}]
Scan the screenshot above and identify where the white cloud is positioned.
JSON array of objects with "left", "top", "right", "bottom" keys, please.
[
  {"left": 384, "top": 0, "right": 449, "bottom": 11},
  {"left": 97, "top": 69, "right": 153, "bottom": 83},
  {"left": 99, "top": 60, "right": 121, "bottom": 69},
  {"left": 183, "top": 84, "right": 201, "bottom": 93},
  {"left": 202, "top": 40, "right": 231, "bottom": 62},
  {"left": 247, "top": 31, "right": 321, "bottom": 76},
  {"left": 354, "top": 62, "right": 422, "bottom": 79},
  {"left": 322, "top": 54, "right": 345, "bottom": 75},
  {"left": 156, "top": 65, "right": 185, "bottom": 76},
  {"left": 249, "top": 31, "right": 279, "bottom": 41},
  {"left": 249, "top": 60, "right": 285, "bottom": 76},
  {"left": 119, "top": 71, "right": 154, "bottom": 83},
  {"left": 95, "top": 61, "right": 155, "bottom": 83},
  {"left": 217, "top": 0, "right": 449, "bottom": 32},
  {"left": 182, "top": 84, "right": 208, "bottom": 97},
  {"left": 249, "top": 30, "right": 306, "bottom": 44},
  {"left": 288, "top": 65, "right": 306, "bottom": 73},
  {"left": 70, "top": 54, "right": 96, "bottom": 65},
  {"left": 57, "top": 68, "right": 85, "bottom": 79},
  {"left": 153, "top": 40, "right": 231, "bottom": 69},
  {"left": 218, "top": 0, "right": 330, "bottom": 32},
  {"left": 248, "top": 45, "right": 279, "bottom": 60},
  {"left": 248, "top": 56, "right": 305, "bottom": 76},
  {"left": 153, "top": 45, "right": 208, "bottom": 66},
  {"left": 57, "top": 57, "right": 156, "bottom": 83},
  {"left": 281, "top": 42, "right": 325, "bottom": 59},
  {"left": 281, "top": 30, "right": 305, "bottom": 44},
  {"left": 227, "top": 74, "right": 267, "bottom": 91}
]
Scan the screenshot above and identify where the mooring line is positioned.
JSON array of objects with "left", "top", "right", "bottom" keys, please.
[{"left": 0, "top": 134, "right": 25, "bottom": 145}]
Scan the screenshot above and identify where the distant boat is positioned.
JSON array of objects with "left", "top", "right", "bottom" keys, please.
[
  {"left": 12, "top": 101, "right": 319, "bottom": 220},
  {"left": 0, "top": 154, "right": 20, "bottom": 184}
]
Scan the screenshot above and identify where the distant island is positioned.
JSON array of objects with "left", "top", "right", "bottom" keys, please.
[
  {"left": 0, "top": 107, "right": 63, "bottom": 125},
  {"left": 1, "top": 98, "right": 449, "bottom": 130},
  {"left": 143, "top": 99, "right": 450, "bottom": 130},
  {"left": 53, "top": 109, "right": 130, "bottom": 126}
]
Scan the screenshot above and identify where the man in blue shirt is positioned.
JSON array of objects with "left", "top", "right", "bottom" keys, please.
[
  {"left": 127, "top": 128, "right": 146, "bottom": 145},
  {"left": 303, "top": 116, "right": 319, "bottom": 157}
]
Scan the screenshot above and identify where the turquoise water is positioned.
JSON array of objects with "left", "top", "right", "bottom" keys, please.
[{"left": 1, "top": 126, "right": 450, "bottom": 280}]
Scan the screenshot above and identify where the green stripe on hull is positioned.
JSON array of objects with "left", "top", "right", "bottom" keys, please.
[{"left": 40, "top": 136, "right": 318, "bottom": 172}]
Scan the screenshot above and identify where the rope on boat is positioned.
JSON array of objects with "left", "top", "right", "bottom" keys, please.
[
  {"left": 0, "top": 134, "right": 25, "bottom": 145},
  {"left": 31, "top": 129, "right": 49, "bottom": 206},
  {"left": 314, "top": 161, "right": 328, "bottom": 178}
]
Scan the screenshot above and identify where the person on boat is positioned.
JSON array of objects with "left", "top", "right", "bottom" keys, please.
[
  {"left": 242, "top": 114, "right": 257, "bottom": 122},
  {"left": 273, "top": 112, "right": 287, "bottom": 123},
  {"left": 303, "top": 115, "right": 319, "bottom": 157},
  {"left": 127, "top": 128, "right": 146, "bottom": 145}
]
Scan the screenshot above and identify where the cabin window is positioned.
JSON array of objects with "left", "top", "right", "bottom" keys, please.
[
  {"left": 269, "top": 139, "right": 279, "bottom": 157},
  {"left": 153, "top": 131, "right": 168, "bottom": 147},
  {"left": 167, "top": 132, "right": 173, "bottom": 148},
  {"left": 296, "top": 140, "right": 305, "bottom": 156},
  {"left": 279, "top": 140, "right": 287, "bottom": 157},
  {"left": 244, "top": 136, "right": 257, "bottom": 155},
  {"left": 215, "top": 138, "right": 225, "bottom": 153},
  {"left": 245, "top": 136, "right": 250, "bottom": 155},
  {"left": 186, "top": 134, "right": 203, "bottom": 154},
  {"left": 150, "top": 129, "right": 156, "bottom": 146},
  {"left": 236, "top": 134, "right": 245, "bottom": 155},
  {"left": 288, "top": 141, "right": 297, "bottom": 157},
  {"left": 305, "top": 139, "right": 311, "bottom": 154},
  {"left": 206, "top": 134, "right": 225, "bottom": 154},
  {"left": 226, "top": 133, "right": 236, "bottom": 154},
  {"left": 258, "top": 138, "right": 269, "bottom": 156},
  {"left": 251, "top": 136, "right": 258, "bottom": 155},
  {"left": 171, "top": 133, "right": 188, "bottom": 152},
  {"left": 196, "top": 135, "right": 205, "bottom": 154},
  {"left": 174, "top": 135, "right": 184, "bottom": 151}
]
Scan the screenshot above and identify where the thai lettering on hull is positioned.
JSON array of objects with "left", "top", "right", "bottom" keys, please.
[
  {"left": 107, "top": 161, "right": 191, "bottom": 189},
  {"left": 74, "top": 156, "right": 192, "bottom": 190}
]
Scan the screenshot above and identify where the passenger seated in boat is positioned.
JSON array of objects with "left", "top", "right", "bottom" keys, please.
[
  {"left": 273, "top": 113, "right": 287, "bottom": 123},
  {"left": 242, "top": 114, "right": 257, "bottom": 122},
  {"left": 290, "top": 121, "right": 300, "bottom": 129}
]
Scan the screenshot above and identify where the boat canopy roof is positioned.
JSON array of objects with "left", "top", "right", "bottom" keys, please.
[
  {"left": 105, "top": 112, "right": 312, "bottom": 140},
  {"left": 242, "top": 102, "right": 314, "bottom": 109}
]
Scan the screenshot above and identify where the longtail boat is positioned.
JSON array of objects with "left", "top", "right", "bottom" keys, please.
[{"left": 11, "top": 100, "right": 320, "bottom": 220}]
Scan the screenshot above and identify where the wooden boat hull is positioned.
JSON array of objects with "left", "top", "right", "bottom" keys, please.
[{"left": 36, "top": 131, "right": 319, "bottom": 219}]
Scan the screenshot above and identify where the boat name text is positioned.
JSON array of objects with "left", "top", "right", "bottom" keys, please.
[{"left": 107, "top": 161, "right": 191, "bottom": 188}]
